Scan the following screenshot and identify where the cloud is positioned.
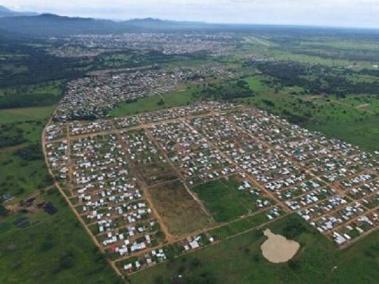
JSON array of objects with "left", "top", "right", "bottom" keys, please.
[{"left": 1, "top": 0, "right": 379, "bottom": 28}]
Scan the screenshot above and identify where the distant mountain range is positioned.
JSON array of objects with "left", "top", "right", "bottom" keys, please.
[
  {"left": 0, "top": 5, "right": 38, "bottom": 17},
  {"left": 0, "top": 12, "right": 234, "bottom": 37},
  {"left": 0, "top": 5, "right": 376, "bottom": 39}
]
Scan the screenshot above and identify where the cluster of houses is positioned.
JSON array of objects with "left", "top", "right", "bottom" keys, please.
[
  {"left": 54, "top": 65, "right": 234, "bottom": 122},
  {"left": 150, "top": 121, "right": 238, "bottom": 185},
  {"left": 224, "top": 108, "right": 378, "bottom": 245},
  {"left": 118, "top": 232, "right": 214, "bottom": 274},
  {"left": 44, "top": 102, "right": 378, "bottom": 275},
  {"left": 48, "top": 32, "right": 238, "bottom": 58},
  {"left": 121, "top": 248, "right": 168, "bottom": 274}
]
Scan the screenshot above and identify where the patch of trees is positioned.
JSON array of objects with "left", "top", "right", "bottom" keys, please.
[
  {"left": 15, "top": 144, "right": 42, "bottom": 161},
  {"left": 281, "top": 217, "right": 308, "bottom": 239},
  {"left": 0, "top": 40, "right": 87, "bottom": 88},
  {"left": 281, "top": 109, "right": 310, "bottom": 125},
  {"left": 199, "top": 79, "right": 254, "bottom": 100},
  {"left": 252, "top": 61, "right": 379, "bottom": 97},
  {"left": 0, "top": 124, "right": 26, "bottom": 148},
  {"left": 54, "top": 251, "right": 75, "bottom": 273},
  {"left": 0, "top": 204, "right": 8, "bottom": 216},
  {"left": 0, "top": 92, "right": 61, "bottom": 109},
  {"left": 293, "top": 47, "right": 379, "bottom": 62}
]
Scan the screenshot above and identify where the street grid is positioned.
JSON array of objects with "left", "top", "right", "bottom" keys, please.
[{"left": 43, "top": 102, "right": 379, "bottom": 276}]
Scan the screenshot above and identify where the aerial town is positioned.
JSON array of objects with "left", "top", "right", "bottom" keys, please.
[
  {"left": 2, "top": 1, "right": 379, "bottom": 283},
  {"left": 44, "top": 101, "right": 379, "bottom": 276},
  {"left": 47, "top": 33, "right": 239, "bottom": 58},
  {"left": 54, "top": 64, "right": 235, "bottom": 121}
]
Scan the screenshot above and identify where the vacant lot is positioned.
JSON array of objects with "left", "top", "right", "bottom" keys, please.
[
  {"left": 138, "top": 161, "right": 178, "bottom": 186},
  {"left": 192, "top": 176, "right": 257, "bottom": 222},
  {"left": 147, "top": 181, "right": 212, "bottom": 236},
  {"left": 110, "top": 87, "right": 195, "bottom": 117}
]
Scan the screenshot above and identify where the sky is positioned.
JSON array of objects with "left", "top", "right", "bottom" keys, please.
[{"left": 2, "top": 0, "right": 379, "bottom": 28}]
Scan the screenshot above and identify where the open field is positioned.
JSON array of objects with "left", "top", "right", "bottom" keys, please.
[
  {"left": 0, "top": 189, "right": 122, "bottom": 284},
  {"left": 0, "top": 106, "right": 55, "bottom": 124},
  {"left": 241, "top": 75, "right": 379, "bottom": 152},
  {"left": 148, "top": 181, "right": 212, "bottom": 236},
  {"left": 130, "top": 214, "right": 379, "bottom": 284},
  {"left": 0, "top": 81, "right": 63, "bottom": 109},
  {"left": 0, "top": 104, "right": 54, "bottom": 200},
  {"left": 0, "top": 150, "right": 51, "bottom": 198},
  {"left": 192, "top": 176, "right": 258, "bottom": 222},
  {"left": 109, "top": 87, "right": 196, "bottom": 117}
]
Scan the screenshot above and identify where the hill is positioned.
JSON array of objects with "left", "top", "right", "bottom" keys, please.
[
  {"left": 0, "top": 5, "right": 37, "bottom": 17},
  {"left": 0, "top": 14, "right": 227, "bottom": 37}
]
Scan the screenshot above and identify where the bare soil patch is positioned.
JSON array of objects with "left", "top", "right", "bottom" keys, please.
[
  {"left": 147, "top": 180, "right": 212, "bottom": 236},
  {"left": 261, "top": 229, "right": 300, "bottom": 263}
]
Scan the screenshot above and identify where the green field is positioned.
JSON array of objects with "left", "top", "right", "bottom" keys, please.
[
  {"left": 109, "top": 87, "right": 196, "bottom": 117},
  {"left": 192, "top": 177, "right": 258, "bottom": 223},
  {"left": 0, "top": 81, "right": 63, "bottom": 109},
  {"left": 0, "top": 189, "right": 122, "bottom": 284},
  {"left": 130, "top": 214, "right": 379, "bottom": 284},
  {"left": 0, "top": 106, "right": 55, "bottom": 124},
  {"left": 241, "top": 75, "right": 379, "bottom": 152},
  {"left": 0, "top": 150, "right": 51, "bottom": 198},
  {"left": 0, "top": 104, "right": 54, "bottom": 200},
  {"left": 0, "top": 104, "right": 124, "bottom": 284}
]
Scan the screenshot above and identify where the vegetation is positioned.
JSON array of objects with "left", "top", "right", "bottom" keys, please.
[
  {"left": 198, "top": 79, "right": 254, "bottom": 101},
  {"left": 110, "top": 87, "right": 196, "bottom": 117},
  {"left": 240, "top": 75, "right": 379, "bottom": 151},
  {"left": 1, "top": 22, "right": 379, "bottom": 284},
  {"left": 148, "top": 181, "right": 211, "bottom": 236},
  {"left": 0, "top": 190, "right": 122, "bottom": 284},
  {"left": 251, "top": 60, "right": 379, "bottom": 97},
  {"left": 192, "top": 177, "right": 257, "bottom": 222},
  {"left": 131, "top": 214, "right": 379, "bottom": 284},
  {"left": 0, "top": 81, "right": 63, "bottom": 109}
]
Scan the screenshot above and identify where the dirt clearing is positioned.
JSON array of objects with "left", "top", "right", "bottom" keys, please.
[
  {"left": 147, "top": 180, "right": 212, "bottom": 236},
  {"left": 261, "top": 229, "right": 300, "bottom": 263}
]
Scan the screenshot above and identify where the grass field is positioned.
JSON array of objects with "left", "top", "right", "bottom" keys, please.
[
  {"left": 192, "top": 176, "right": 258, "bottom": 223},
  {"left": 147, "top": 181, "right": 212, "bottom": 236},
  {"left": 0, "top": 150, "right": 51, "bottom": 198},
  {"left": 0, "top": 105, "right": 123, "bottom": 284},
  {"left": 0, "top": 105, "right": 54, "bottom": 200},
  {"left": 130, "top": 214, "right": 379, "bottom": 284},
  {"left": 109, "top": 87, "right": 196, "bottom": 117},
  {"left": 0, "top": 106, "right": 55, "bottom": 124},
  {"left": 0, "top": 189, "right": 122, "bottom": 284},
  {"left": 241, "top": 75, "right": 379, "bottom": 152},
  {"left": 0, "top": 81, "right": 63, "bottom": 109}
]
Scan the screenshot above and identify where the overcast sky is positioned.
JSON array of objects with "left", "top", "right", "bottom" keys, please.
[{"left": 2, "top": 0, "right": 379, "bottom": 28}]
